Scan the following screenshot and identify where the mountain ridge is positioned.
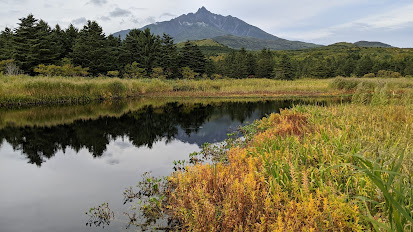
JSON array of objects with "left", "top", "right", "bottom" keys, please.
[{"left": 112, "top": 7, "right": 321, "bottom": 50}]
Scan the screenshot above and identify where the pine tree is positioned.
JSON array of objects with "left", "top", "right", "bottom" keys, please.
[
  {"left": 246, "top": 53, "right": 257, "bottom": 77},
  {"left": 179, "top": 41, "right": 206, "bottom": 74},
  {"left": 63, "top": 24, "right": 79, "bottom": 59},
  {"left": 160, "top": 33, "right": 178, "bottom": 78},
  {"left": 13, "top": 14, "right": 40, "bottom": 73},
  {"left": 121, "top": 28, "right": 161, "bottom": 76},
  {"left": 256, "top": 48, "right": 274, "bottom": 78},
  {"left": 0, "top": 27, "right": 14, "bottom": 60},
  {"left": 106, "top": 34, "right": 122, "bottom": 72},
  {"left": 50, "top": 24, "right": 66, "bottom": 61},
  {"left": 122, "top": 29, "right": 143, "bottom": 65},
  {"left": 71, "top": 21, "right": 110, "bottom": 75},
  {"left": 35, "top": 20, "right": 61, "bottom": 65},
  {"left": 139, "top": 28, "right": 161, "bottom": 76},
  {"left": 275, "top": 54, "right": 295, "bottom": 80},
  {"left": 232, "top": 48, "right": 249, "bottom": 78}
]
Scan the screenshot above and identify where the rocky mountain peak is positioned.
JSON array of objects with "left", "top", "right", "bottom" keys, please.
[{"left": 196, "top": 6, "right": 211, "bottom": 15}]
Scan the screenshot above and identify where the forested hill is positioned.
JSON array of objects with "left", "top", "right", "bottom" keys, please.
[
  {"left": 112, "top": 7, "right": 321, "bottom": 51},
  {"left": 353, "top": 41, "right": 392, "bottom": 48}
]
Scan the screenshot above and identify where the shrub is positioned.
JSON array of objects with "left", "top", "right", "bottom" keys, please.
[
  {"left": 107, "top": 71, "right": 119, "bottom": 77},
  {"left": 377, "top": 70, "right": 402, "bottom": 78},
  {"left": 210, "top": 73, "right": 223, "bottom": 79},
  {"left": 363, "top": 73, "right": 375, "bottom": 78},
  {"left": 0, "top": 59, "right": 15, "bottom": 72},
  {"left": 124, "top": 62, "right": 145, "bottom": 79},
  {"left": 181, "top": 67, "right": 198, "bottom": 79},
  {"left": 34, "top": 63, "right": 88, "bottom": 76},
  {"left": 150, "top": 67, "right": 165, "bottom": 79}
]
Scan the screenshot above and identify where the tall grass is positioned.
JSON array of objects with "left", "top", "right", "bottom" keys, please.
[
  {"left": 0, "top": 75, "right": 340, "bottom": 106},
  {"left": 167, "top": 91, "right": 413, "bottom": 231}
]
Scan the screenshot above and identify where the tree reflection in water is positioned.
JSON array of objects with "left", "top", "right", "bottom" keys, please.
[{"left": 0, "top": 99, "right": 336, "bottom": 167}]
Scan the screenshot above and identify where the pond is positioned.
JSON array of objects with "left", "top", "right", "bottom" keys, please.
[{"left": 0, "top": 97, "right": 345, "bottom": 232}]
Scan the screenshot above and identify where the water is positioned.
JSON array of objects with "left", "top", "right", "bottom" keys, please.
[{"left": 0, "top": 98, "right": 343, "bottom": 232}]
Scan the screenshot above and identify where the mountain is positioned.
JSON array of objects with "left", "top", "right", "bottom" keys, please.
[
  {"left": 112, "top": 7, "right": 321, "bottom": 50},
  {"left": 353, "top": 41, "right": 392, "bottom": 48}
]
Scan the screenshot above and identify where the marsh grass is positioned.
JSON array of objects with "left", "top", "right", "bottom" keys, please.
[
  {"left": 167, "top": 93, "right": 413, "bottom": 231},
  {"left": 0, "top": 75, "right": 339, "bottom": 106}
]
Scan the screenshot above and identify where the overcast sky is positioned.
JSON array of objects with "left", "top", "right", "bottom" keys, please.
[{"left": 0, "top": 0, "right": 412, "bottom": 47}]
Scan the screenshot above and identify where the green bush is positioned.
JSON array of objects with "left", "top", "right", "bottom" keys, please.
[
  {"left": 124, "top": 62, "right": 145, "bottom": 79},
  {"left": 377, "top": 70, "right": 402, "bottom": 78},
  {"left": 107, "top": 71, "right": 119, "bottom": 77},
  {"left": 34, "top": 63, "right": 88, "bottom": 76},
  {"left": 181, "top": 67, "right": 198, "bottom": 79}
]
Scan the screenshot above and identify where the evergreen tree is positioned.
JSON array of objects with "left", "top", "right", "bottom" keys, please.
[
  {"left": 256, "top": 49, "right": 274, "bottom": 78},
  {"left": 232, "top": 48, "right": 249, "bottom": 78},
  {"left": 63, "top": 24, "right": 79, "bottom": 59},
  {"left": 106, "top": 35, "right": 122, "bottom": 72},
  {"left": 71, "top": 21, "right": 111, "bottom": 75},
  {"left": 275, "top": 54, "right": 295, "bottom": 80},
  {"left": 50, "top": 24, "right": 66, "bottom": 61},
  {"left": 0, "top": 27, "right": 14, "bottom": 60},
  {"left": 13, "top": 14, "right": 40, "bottom": 73},
  {"left": 35, "top": 20, "right": 61, "bottom": 65},
  {"left": 246, "top": 53, "right": 257, "bottom": 77},
  {"left": 122, "top": 28, "right": 161, "bottom": 76},
  {"left": 160, "top": 33, "right": 179, "bottom": 78},
  {"left": 179, "top": 41, "right": 206, "bottom": 74},
  {"left": 138, "top": 28, "right": 161, "bottom": 76},
  {"left": 122, "top": 29, "right": 143, "bottom": 65}
]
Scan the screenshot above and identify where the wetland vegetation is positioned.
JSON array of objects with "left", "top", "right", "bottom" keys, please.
[{"left": 113, "top": 86, "right": 413, "bottom": 231}]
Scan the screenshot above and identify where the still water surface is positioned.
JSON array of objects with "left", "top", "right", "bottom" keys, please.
[{"left": 0, "top": 98, "right": 342, "bottom": 231}]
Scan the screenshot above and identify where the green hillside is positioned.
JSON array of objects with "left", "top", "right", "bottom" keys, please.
[{"left": 212, "top": 35, "right": 322, "bottom": 51}]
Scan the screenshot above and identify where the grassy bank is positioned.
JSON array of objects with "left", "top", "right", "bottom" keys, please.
[
  {"left": 0, "top": 75, "right": 346, "bottom": 106},
  {"left": 165, "top": 89, "right": 413, "bottom": 231}
]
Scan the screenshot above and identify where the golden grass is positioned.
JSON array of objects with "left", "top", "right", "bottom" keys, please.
[
  {"left": 167, "top": 92, "right": 413, "bottom": 231},
  {"left": 0, "top": 75, "right": 342, "bottom": 106}
]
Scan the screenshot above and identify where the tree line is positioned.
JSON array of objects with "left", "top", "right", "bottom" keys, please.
[
  {"left": 0, "top": 14, "right": 210, "bottom": 78},
  {"left": 1, "top": 14, "right": 413, "bottom": 79}
]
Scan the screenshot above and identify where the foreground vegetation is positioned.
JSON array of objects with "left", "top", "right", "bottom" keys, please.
[{"left": 163, "top": 87, "right": 413, "bottom": 231}]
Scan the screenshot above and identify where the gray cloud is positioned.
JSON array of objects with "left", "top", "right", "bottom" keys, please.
[
  {"left": 107, "top": 159, "right": 120, "bottom": 165},
  {"left": 160, "top": 12, "right": 176, "bottom": 18},
  {"left": 72, "top": 17, "right": 87, "bottom": 25},
  {"left": 99, "top": 16, "right": 111, "bottom": 21},
  {"left": 145, "top": 16, "right": 156, "bottom": 24},
  {"left": 109, "top": 7, "right": 131, "bottom": 17},
  {"left": 88, "top": 0, "right": 107, "bottom": 6}
]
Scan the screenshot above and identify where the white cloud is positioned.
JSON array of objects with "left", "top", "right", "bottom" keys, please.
[{"left": 351, "top": 3, "right": 413, "bottom": 29}]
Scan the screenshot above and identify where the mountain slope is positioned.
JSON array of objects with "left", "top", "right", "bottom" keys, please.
[
  {"left": 353, "top": 41, "right": 392, "bottom": 48},
  {"left": 112, "top": 7, "right": 320, "bottom": 50},
  {"left": 212, "top": 35, "right": 321, "bottom": 50}
]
